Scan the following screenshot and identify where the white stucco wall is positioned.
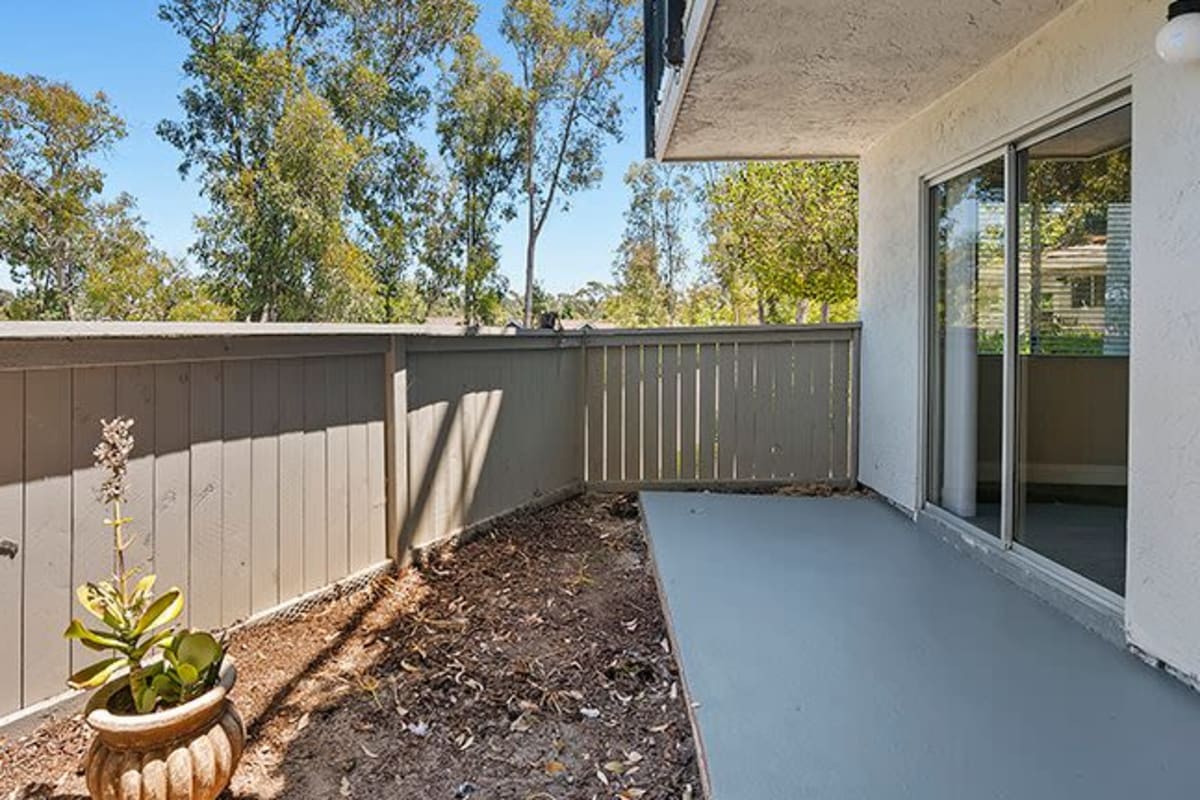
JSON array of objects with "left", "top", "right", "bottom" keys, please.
[{"left": 856, "top": 0, "right": 1200, "bottom": 675}]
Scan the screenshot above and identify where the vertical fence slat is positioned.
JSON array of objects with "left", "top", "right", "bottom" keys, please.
[
  {"left": 23, "top": 369, "right": 71, "bottom": 704},
  {"left": 585, "top": 347, "right": 604, "bottom": 483},
  {"left": 302, "top": 358, "right": 327, "bottom": 591},
  {"left": 190, "top": 362, "right": 223, "bottom": 631},
  {"left": 70, "top": 366, "right": 115, "bottom": 671},
  {"left": 366, "top": 354, "right": 387, "bottom": 564},
  {"left": 251, "top": 360, "right": 280, "bottom": 613},
  {"left": 642, "top": 345, "right": 660, "bottom": 482},
  {"left": 278, "top": 360, "right": 306, "bottom": 600},
  {"left": 605, "top": 347, "right": 622, "bottom": 482},
  {"left": 717, "top": 344, "right": 736, "bottom": 481},
  {"left": 810, "top": 343, "right": 834, "bottom": 480},
  {"left": 116, "top": 365, "right": 156, "bottom": 573},
  {"left": 775, "top": 342, "right": 800, "bottom": 479},
  {"left": 624, "top": 346, "right": 641, "bottom": 482},
  {"left": 830, "top": 340, "right": 852, "bottom": 480},
  {"left": 660, "top": 344, "right": 679, "bottom": 481},
  {"left": 0, "top": 373, "right": 23, "bottom": 714},
  {"left": 221, "top": 362, "right": 252, "bottom": 624},
  {"left": 346, "top": 356, "right": 370, "bottom": 572},
  {"left": 679, "top": 345, "right": 698, "bottom": 480},
  {"left": 154, "top": 364, "right": 190, "bottom": 624},
  {"left": 735, "top": 344, "right": 756, "bottom": 479},
  {"left": 698, "top": 344, "right": 717, "bottom": 480},
  {"left": 325, "top": 358, "right": 350, "bottom": 582},
  {"left": 791, "top": 342, "right": 816, "bottom": 480}
]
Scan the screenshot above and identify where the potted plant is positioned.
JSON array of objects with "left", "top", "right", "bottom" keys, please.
[{"left": 64, "top": 418, "right": 244, "bottom": 800}]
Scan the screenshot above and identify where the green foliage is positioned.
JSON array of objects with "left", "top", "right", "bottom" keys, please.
[
  {"left": 702, "top": 161, "right": 858, "bottom": 324},
  {"left": 433, "top": 34, "right": 527, "bottom": 325},
  {"left": 157, "top": 0, "right": 474, "bottom": 321},
  {"left": 605, "top": 161, "right": 694, "bottom": 326},
  {"left": 0, "top": 71, "right": 126, "bottom": 319},
  {"left": 64, "top": 418, "right": 221, "bottom": 714},
  {"left": 502, "top": 0, "right": 640, "bottom": 325}
]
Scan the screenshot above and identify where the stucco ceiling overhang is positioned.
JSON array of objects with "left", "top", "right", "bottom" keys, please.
[{"left": 656, "top": 0, "right": 1076, "bottom": 161}]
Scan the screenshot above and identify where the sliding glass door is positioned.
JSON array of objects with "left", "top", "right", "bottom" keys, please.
[
  {"left": 1015, "top": 107, "right": 1131, "bottom": 594},
  {"left": 927, "top": 102, "right": 1131, "bottom": 596},
  {"left": 928, "top": 158, "right": 1006, "bottom": 537}
]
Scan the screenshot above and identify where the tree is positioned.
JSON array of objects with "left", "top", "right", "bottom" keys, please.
[
  {"left": 436, "top": 34, "right": 526, "bottom": 325},
  {"left": 80, "top": 196, "right": 234, "bottom": 321},
  {"left": 502, "top": 0, "right": 640, "bottom": 327},
  {"left": 703, "top": 161, "right": 858, "bottom": 324},
  {"left": 609, "top": 159, "right": 696, "bottom": 326},
  {"left": 157, "top": 0, "right": 472, "bottom": 321},
  {"left": 0, "top": 72, "right": 126, "bottom": 319}
]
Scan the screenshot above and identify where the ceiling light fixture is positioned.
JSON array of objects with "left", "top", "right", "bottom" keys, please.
[{"left": 1157, "top": 0, "right": 1200, "bottom": 63}]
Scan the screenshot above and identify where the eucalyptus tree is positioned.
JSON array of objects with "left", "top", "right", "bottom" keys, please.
[
  {"left": 704, "top": 161, "right": 858, "bottom": 324},
  {"left": 0, "top": 72, "right": 126, "bottom": 319},
  {"left": 157, "top": 0, "right": 473, "bottom": 320},
  {"left": 435, "top": 34, "right": 527, "bottom": 325},
  {"left": 501, "top": 0, "right": 640, "bottom": 327}
]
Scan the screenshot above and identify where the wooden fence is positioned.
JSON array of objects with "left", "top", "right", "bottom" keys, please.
[
  {"left": 0, "top": 323, "right": 858, "bottom": 719},
  {"left": 583, "top": 326, "right": 860, "bottom": 488}
]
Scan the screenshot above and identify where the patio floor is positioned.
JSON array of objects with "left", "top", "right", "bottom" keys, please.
[{"left": 641, "top": 491, "right": 1200, "bottom": 799}]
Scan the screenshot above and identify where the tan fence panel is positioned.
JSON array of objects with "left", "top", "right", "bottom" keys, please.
[
  {"left": 0, "top": 336, "right": 390, "bottom": 718},
  {"left": 403, "top": 339, "right": 584, "bottom": 551},
  {"left": 583, "top": 325, "right": 860, "bottom": 489}
]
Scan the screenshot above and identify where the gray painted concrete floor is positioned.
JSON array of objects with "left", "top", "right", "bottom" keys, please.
[{"left": 641, "top": 492, "right": 1200, "bottom": 800}]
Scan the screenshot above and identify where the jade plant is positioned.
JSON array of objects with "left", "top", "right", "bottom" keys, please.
[{"left": 64, "top": 417, "right": 225, "bottom": 713}]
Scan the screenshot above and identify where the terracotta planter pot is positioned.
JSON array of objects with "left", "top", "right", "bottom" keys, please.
[{"left": 83, "top": 659, "right": 245, "bottom": 800}]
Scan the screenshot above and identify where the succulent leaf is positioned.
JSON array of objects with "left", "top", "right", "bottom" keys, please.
[
  {"left": 67, "top": 657, "right": 126, "bottom": 690},
  {"left": 132, "top": 588, "right": 183, "bottom": 635},
  {"left": 64, "top": 619, "right": 127, "bottom": 652}
]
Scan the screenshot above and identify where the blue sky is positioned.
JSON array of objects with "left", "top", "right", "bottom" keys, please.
[{"left": 0, "top": 0, "right": 648, "bottom": 296}]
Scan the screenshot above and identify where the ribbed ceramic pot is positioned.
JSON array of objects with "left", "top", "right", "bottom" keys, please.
[{"left": 83, "top": 659, "right": 245, "bottom": 800}]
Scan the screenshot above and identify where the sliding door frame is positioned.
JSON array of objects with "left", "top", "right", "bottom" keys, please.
[{"left": 919, "top": 90, "right": 1132, "bottom": 612}]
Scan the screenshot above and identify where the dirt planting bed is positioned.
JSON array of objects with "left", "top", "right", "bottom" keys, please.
[{"left": 1, "top": 494, "right": 702, "bottom": 800}]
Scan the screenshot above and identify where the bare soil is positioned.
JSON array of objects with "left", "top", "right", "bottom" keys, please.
[{"left": 1, "top": 494, "right": 702, "bottom": 800}]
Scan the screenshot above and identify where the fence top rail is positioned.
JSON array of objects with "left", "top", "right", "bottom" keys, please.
[
  {"left": 580, "top": 322, "right": 861, "bottom": 346},
  {"left": 0, "top": 320, "right": 860, "bottom": 341}
]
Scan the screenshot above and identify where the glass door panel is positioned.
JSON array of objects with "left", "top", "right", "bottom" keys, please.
[
  {"left": 1015, "top": 106, "right": 1131, "bottom": 594},
  {"left": 928, "top": 158, "right": 1006, "bottom": 536}
]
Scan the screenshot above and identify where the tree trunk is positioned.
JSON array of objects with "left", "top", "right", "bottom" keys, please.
[
  {"left": 820, "top": 302, "right": 830, "bottom": 324},
  {"left": 795, "top": 299, "right": 810, "bottom": 324},
  {"left": 522, "top": 111, "right": 538, "bottom": 328}
]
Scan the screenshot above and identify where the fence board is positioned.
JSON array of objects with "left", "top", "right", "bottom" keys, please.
[
  {"left": 735, "top": 344, "right": 756, "bottom": 479},
  {"left": 23, "top": 369, "right": 71, "bottom": 704},
  {"left": 277, "top": 360, "right": 305, "bottom": 600},
  {"left": 153, "top": 364, "right": 190, "bottom": 622},
  {"left": 831, "top": 340, "right": 851, "bottom": 480},
  {"left": 221, "top": 362, "right": 252, "bottom": 623},
  {"left": 302, "top": 358, "right": 327, "bottom": 591},
  {"left": 605, "top": 348, "right": 622, "bottom": 482},
  {"left": 624, "top": 346, "right": 641, "bottom": 482},
  {"left": 698, "top": 344, "right": 717, "bottom": 480},
  {"left": 810, "top": 344, "right": 834, "bottom": 480},
  {"left": 717, "top": 344, "right": 736, "bottom": 480},
  {"left": 661, "top": 345, "right": 678, "bottom": 481},
  {"left": 189, "top": 362, "right": 223, "bottom": 631},
  {"left": 325, "top": 358, "right": 349, "bottom": 582},
  {"left": 116, "top": 365, "right": 156, "bottom": 573},
  {"left": 679, "top": 345, "right": 698, "bottom": 480},
  {"left": 70, "top": 366, "right": 115, "bottom": 670},
  {"left": 585, "top": 348, "right": 604, "bottom": 482},
  {"left": 642, "top": 345, "right": 660, "bottom": 482},
  {"left": 0, "top": 373, "right": 23, "bottom": 714},
  {"left": 346, "top": 356, "right": 370, "bottom": 572},
  {"left": 251, "top": 360, "right": 280, "bottom": 613},
  {"left": 365, "top": 355, "right": 387, "bottom": 564}
]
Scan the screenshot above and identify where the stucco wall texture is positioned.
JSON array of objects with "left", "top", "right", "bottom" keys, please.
[{"left": 857, "top": 0, "right": 1200, "bottom": 677}]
